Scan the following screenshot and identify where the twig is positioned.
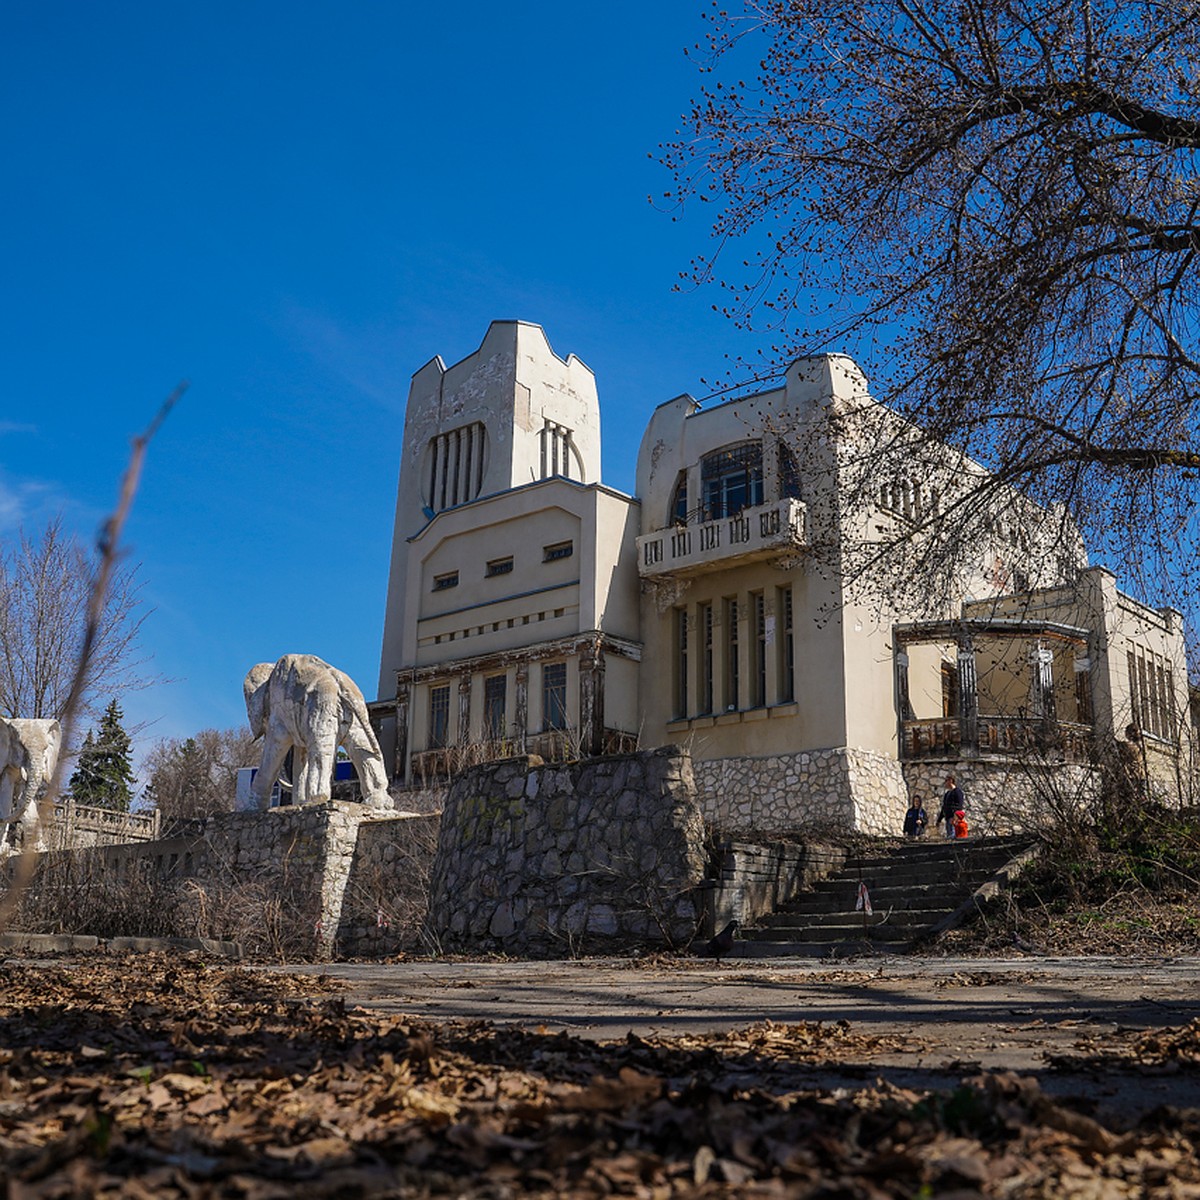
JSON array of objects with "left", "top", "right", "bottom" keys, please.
[{"left": 0, "top": 383, "right": 186, "bottom": 933}]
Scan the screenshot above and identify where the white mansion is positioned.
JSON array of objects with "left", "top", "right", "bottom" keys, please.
[{"left": 370, "top": 322, "right": 1193, "bottom": 832}]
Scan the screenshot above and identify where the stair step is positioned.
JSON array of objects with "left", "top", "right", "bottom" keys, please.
[
  {"left": 732, "top": 939, "right": 896, "bottom": 958},
  {"left": 763, "top": 890, "right": 971, "bottom": 919},
  {"left": 731, "top": 835, "right": 1035, "bottom": 957}
]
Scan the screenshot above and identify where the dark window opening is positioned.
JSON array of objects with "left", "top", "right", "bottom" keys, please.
[
  {"left": 484, "top": 674, "right": 506, "bottom": 739},
  {"left": 543, "top": 541, "right": 573, "bottom": 562},
  {"left": 432, "top": 571, "right": 458, "bottom": 591},
  {"left": 779, "top": 443, "right": 802, "bottom": 501},
  {"left": 543, "top": 662, "right": 568, "bottom": 731},
  {"left": 670, "top": 471, "right": 689, "bottom": 525},
  {"left": 429, "top": 685, "right": 450, "bottom": 749},
  {"left": 779, "top": 587, "right": 795, "bottom": 703},
  {"left": 699, "top": 603, "right": 714, "bottom": 715},
  {"left": 725, "top": 597, "right": 739, "bottom": 711},
  {"left": 701, "top": 442, "right": 764, "bottom": 521},
  {"left": 751, "top": 591, "right": 767, "bottom": 707},
  {"left": 486, "top": 557, "right": 513, "bottom": 577}
]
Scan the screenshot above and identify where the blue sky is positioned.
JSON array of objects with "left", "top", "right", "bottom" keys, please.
[{"left": 0, "top": 1, "right": 767, "bottom": 770}]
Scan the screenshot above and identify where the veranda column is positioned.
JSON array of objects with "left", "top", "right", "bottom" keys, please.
[
  {"left": 578, "top": 636, "right": 606, "bottom": 757},
  {"left": 957, "top": 632, "right": 979, "bottom": 756},
  {"left": 514, "top": 663, "right": 529, "bottom": 753},
  {"left": 394, "top": 683, "right": 410, "bottom": 783}
]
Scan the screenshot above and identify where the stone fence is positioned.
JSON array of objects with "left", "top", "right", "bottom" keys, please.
[{"left": 48, "top": 800, "right": 161, "bottom": 849}]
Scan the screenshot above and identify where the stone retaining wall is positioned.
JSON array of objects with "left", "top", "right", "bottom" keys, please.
[
  {"left": 336, "top": 814, "right": 442, "bottom": 957},
  {"left": 426, "top": 748, "right": 707, "bottom": 956},
  {"left": 693, "top": 747, "right": 907, "bottom": 835},
  {"left": 902, "top": 759, "right": 1100, "bottom": 834}
]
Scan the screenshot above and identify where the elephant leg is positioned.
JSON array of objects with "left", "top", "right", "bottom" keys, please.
[
  {"left": 253, "top": 728, "right": 291, "bottom": 811},
  {"left": 290, "top": 746, "right": 308, "bottom": 806},
  {"left": 301, "top": 739, "right": 336, "bottom": 805},
  {"left": 298, "top": 696, "right": 339, "bottom": 805},
  {"left": 343, "top": 726, "right": 391, "bottom": 807},
  {"left": 0, "top": 768, "right": 15, "bottom": 852}
]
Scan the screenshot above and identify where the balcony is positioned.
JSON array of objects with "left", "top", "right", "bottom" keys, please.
[{"left": 636, "top": 498, "right": 807, "bottom": 580}]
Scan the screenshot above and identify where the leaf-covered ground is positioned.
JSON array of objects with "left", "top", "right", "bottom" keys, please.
[{"left": 2, "top": 955, "right": 1200, "bottom": 1197}]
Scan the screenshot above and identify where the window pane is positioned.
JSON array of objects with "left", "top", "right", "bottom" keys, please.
[
  {"left": 484, "top": 675, "right": 506, "bottom": 740},
  {"left": 543, "top": 662, "right": 568, "bottom": 731},
  {"left": 429, "top": 685, "right": 450, "bottom": 749},
  {"left": 700, "top": 443, "right": 764, "bottom": 520}
]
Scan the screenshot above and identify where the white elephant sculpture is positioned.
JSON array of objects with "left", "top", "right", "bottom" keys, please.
[
  {"left": 0, "top": 717, "right": 62, "bottom": 854},
  {"left": 244, "top": 654, "right": 391, "bottom": 811}
]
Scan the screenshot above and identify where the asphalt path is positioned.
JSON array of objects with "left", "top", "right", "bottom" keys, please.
[{"left": 279, "top": 954, "right": 1200, "bottom": 1118}]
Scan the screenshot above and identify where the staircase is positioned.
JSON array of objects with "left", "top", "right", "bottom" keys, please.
[{"left": 735, "top": 835, "right": 1036, "bottom": 957}]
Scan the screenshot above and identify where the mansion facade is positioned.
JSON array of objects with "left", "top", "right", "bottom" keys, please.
[{"left": 371, "top": 322, "right": 1194, "bottom": 832}]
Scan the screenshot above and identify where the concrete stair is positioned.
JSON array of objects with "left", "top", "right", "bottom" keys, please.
[{"left": 734, "top": 835, "right": 1035, "bottom": 957}]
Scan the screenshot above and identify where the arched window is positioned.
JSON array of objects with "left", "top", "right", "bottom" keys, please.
[
  {"left": 701, "top": 442, "right": 763, "bottom": 520},
  {"left": 670, "top": 471, "right": 689, "bottom": 525}
]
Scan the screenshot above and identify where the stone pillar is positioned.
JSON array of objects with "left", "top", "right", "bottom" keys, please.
[
  {"left": 514, "top": 663, "right": 529, "bottom": 753},
  {"left": 394, "top": 683, "right": 410, "bottom": 782},
  {"left": 957, "top": 632, "right": 979, "bottom": 755},
  {"left": 579, "top": 637, "right": 606, "bottom": 757}
]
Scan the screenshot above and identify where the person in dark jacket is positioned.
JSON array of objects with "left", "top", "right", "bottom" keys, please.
[
  {"left": 903, "top": 799, "right": 927, "bottom": 838},
  {"left": 937, "top": 775, "right": 965, "bottom": 837}
]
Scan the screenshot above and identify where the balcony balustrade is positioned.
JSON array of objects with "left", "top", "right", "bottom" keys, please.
[
  {"left": 636, "top": 498, "right": 807, "bottom": 579},
  {"left": 902, "top": 714, "right": 1093, "bottom": 762}
]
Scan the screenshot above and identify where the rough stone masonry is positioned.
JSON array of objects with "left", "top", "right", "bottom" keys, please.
[{"left": 426, "top": 747, "right": 708, "bottom": 956}]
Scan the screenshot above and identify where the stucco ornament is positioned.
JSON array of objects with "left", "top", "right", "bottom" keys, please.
[
  {"left": 244, "top": 654, "right": 390, "bottom": 811},
  {"left": 0, "top": 717, "right": 62, "bottom": 854}
]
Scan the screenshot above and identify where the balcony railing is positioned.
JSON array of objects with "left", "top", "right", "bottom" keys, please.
[
  {"left": 902, "top": 715, "right": 1093, "bottom": 762},
  {"left": 637, "top": 498, "right": 807, "bottom": 579}
]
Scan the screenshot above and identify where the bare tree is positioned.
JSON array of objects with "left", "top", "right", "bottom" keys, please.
[
  {"left": 0, "top": 516, "right": 151, "bottom": 723},
  {"left": 142, "top": 726, "right": 258, "bottom": 822},
  {"left": 662, "top": 0, "right": 1200, "bottom": 611}
]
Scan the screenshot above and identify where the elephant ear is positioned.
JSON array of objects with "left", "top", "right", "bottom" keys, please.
[{"left": 243, "top": 662, "right": 275, "bottom": 739}]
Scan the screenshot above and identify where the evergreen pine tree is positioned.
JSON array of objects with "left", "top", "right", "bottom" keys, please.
[
  {"left": 69, "top": 699, "right": 135, "bottom": 811},
  {"left": 68, "top": 730, "right": 102, "bottom": 805}
]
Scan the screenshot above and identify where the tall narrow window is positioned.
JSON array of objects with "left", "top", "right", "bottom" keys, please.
[
  {"left": 484, "top": 674, "right": 506, "bottom": 740},
  {"left": 670, "top": 471, "right": 689, "bottom": 525},
  {"left": 1128, "top": 651, "right": 1141, "bottom": 731},
  {"left": 675, "top": 608, "right": 689, "bottom": 719},
  {"left": 779, "top": 444, "right": 802, "bottom": 501},
  {"left": 542, "top": 663, "right": 568, "bottom": 731},
  {"left": 429, "top": 685, "right": 450, "bottom": 750},
  {"left": 751, "top": 592, "right": 767, "bottom": 707},
  {"left": 778, "top": 586, "right": 795, "bottom": 703},
  {"left": 699, "top": 603, "right": 714, "bottom": 714},
  {"left": 725, "top": 597, "right": 739, "bottom": 711}
]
